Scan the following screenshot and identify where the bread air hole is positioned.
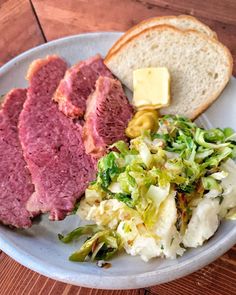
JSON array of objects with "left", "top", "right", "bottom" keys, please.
[
  {"left": 207, "top": 72, "right": 218, "bottom": 79},
  {"left": 214, "top": 73, "right": 219, "bottom": 79},
  {"left": 207, "top": 71, "right": 213, "bottom": 77},
  {"left": 151, "top": 44, "right": 158, "bottom": 50}
]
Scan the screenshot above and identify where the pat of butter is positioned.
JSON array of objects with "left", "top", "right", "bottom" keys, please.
[{"left": 133, "top": 67, "right": 170, "bottom": 109}]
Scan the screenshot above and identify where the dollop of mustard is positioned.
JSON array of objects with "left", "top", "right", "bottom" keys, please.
[{"left": 125, "top": 110, "right": 158, "bottom": 139}]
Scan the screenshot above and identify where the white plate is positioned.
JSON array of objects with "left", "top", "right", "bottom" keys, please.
[{"left": 0, "top": 32, "right": 236, "bottom": 290}]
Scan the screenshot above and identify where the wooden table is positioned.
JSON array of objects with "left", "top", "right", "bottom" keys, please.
[{"left": 0, "top": 1, "right": 235, "bottom": 294}]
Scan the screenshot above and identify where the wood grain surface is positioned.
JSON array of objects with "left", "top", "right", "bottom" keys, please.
[
  {"left": 0, "top": 0, "right": 44, "bottom": 65},
  {"left": 0, "top": 0, "right": 236, "bottom": 294},
  {"left": 146, "top": 0, "right": 236, "bottom": 25},
  {"left": 31, "top": 0, "right": 236, "bottom": 76}
]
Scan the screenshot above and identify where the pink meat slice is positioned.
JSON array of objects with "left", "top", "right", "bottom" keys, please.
[
  {"left": 0, "top": 89, "right": 34, "bottom": 228},
  {"left": 19, "top": 56, "right": 96, "bottom": 221},
  {"left": 83, "top": 76, "right": 133, "bottom": 158},
  {"left": 53, "top": 54, "right": 113, "bottom": 118}
]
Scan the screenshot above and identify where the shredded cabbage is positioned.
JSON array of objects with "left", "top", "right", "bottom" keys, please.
[
  {"left": 219, "top": 158, "right": 236, "bottom": 217},
  {"left": 60, "top": 115, "right": 236, "bottom": 262}
]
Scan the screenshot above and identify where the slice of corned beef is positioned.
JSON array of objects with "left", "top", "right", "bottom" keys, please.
[
  {"left": 83, "top": 76, "right": 133, "bottom": 158},
  {"left": 0, "top": 89, "right": 34, "bottom": 228},
  {"left": 19, "top": 56, "right": 96, "bottom": 221},
  {"left": 53, "top": 54, "right": 113, "bottom": 118}
]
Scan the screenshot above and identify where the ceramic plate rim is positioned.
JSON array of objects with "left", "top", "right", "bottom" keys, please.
[{"left": 0, "top": 32, "right": 236, "bottom": 290}]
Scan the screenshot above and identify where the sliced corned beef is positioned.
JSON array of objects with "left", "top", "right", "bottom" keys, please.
[
  {"left": 53, "top": 54, "right": 113, "bottom": 118},
  {"left": 19, "top": 56, "right": 96, "bottom": 221},
  {"left": 83, "top": 76, "right": 133, "bottom": 158},
  {"left": 0, "top": 89, "right": 34, "bottom": 228}
]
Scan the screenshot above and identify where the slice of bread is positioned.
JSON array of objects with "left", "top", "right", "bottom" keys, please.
[
  {"left": 105, "top": 25, "right": 232, "bottom": 120},
  {"left": 106, "top": 15, "right": 217, "bottom": 58}
]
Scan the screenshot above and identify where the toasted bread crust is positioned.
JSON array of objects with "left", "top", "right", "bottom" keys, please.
[
  {"left": 106, "top": 15, "right": 217, "bottom": 59},
  {"left": 105, "top": 25, "right": 233, "bottom": 120}
]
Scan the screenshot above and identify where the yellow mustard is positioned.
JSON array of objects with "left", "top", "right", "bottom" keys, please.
[{"left": 125, "top": 110, "right": 158, "bottom": 139}]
